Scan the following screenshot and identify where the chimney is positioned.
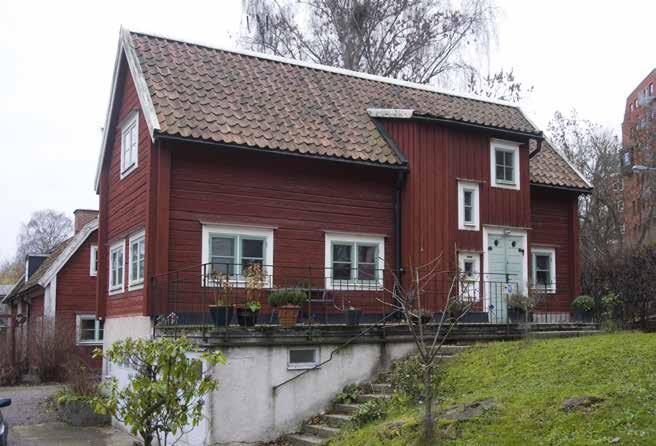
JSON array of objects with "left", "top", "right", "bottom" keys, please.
[{"left": 74, "top": 209, "right": 99, "bottom": 233}]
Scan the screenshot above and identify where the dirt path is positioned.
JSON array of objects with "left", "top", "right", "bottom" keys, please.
[{"left": 0, "top": 383, "right": 62, "bottom": 426}]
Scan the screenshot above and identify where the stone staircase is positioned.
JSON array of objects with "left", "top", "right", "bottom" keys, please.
[{"left": 284, "top": 344, "right": 471, "bottom": 446}]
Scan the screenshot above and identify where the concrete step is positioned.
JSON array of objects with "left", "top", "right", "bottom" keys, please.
[
  {"left": 285, "top": 433, "right": 327, "bottom": 446},
  {"left": 321, "top": 413, "right": 352, "bottom": 428},
  {"left": 370, "top": 383, "right": 392, "bottom": 394},
  {"left": 302, "top": 424, "right": 341, "bottom": 438},
  {"left": 357, "top": 393, "right": 392, "bottom": 403},
  {"left": 333, "top": 403, "right": 360, "bottom": 414}
]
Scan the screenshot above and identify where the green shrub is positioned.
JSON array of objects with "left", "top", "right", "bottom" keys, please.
[
  {"left": 243, "top": 300, "right": 262, "bottom": 312},
  {"left": 335, "top": 384, "right": 361, "bottom": 404},
  {"left": 389, "top": 356, "right": 442, "bottom": 401},
  {"left": 351, "top": 398, "right": 388, "bottom": 427},
  {"left": 268, "top": 289, "right": 307, "bottom": 307},
  {"left": 572, "top": 295, "right": 594, "bottom": 311}
]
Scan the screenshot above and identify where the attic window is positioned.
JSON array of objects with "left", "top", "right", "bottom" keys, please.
[
  {"left": 490, "top": 139, "right": 520, "bottom": 190},
  {"left": 120, "top": 112, "right": 139, "bottom": 179}
]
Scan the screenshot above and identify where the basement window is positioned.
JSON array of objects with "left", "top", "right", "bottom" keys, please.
[
  {"left": 288, "top": 347, "right": 320, "bottom": 370},
  {"left": 490, "top": 139, "right": 520, "bottom": 190}
]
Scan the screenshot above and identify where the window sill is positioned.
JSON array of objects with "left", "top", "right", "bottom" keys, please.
[
  {"left": 128, "top": 282, "right": 144, "bottom": 291},
  {"left": 119, "top": 164, "right": 137, "bottom": 180},
  {"left": 492, "top": 181, "right": 519, "bottom": 190},
  {"left": 77, "top": 341, "right": 103, "bottom": 346},
  {"left": 326, "top": 282, "right": 383, "bottom": 291},
  {"left": 459, "top": 224, "right": 480, "bottom": 231},
  {"left": 288, "top": 364, "right": 320, "bottom": 370},
  {"left": 109, "top": 287, "right": 124, "bottom": 296}
]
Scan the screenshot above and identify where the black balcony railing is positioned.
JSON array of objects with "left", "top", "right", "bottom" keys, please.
[{"left": 150, "top": 262, "right": 580, "bottom": 331}]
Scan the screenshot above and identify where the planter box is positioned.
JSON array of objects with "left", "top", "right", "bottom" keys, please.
[
  {"left": 59, "top": 400, "right": 110, "bottom": 427},
  {"left": 236, "top": 308, "right": 259, "bottom": 327},
  {"left": 574, "top": 309, "right": 593, "bottom": 323},
  {"left": 209, "top": 306, "right": 234, "bottom": 327}
]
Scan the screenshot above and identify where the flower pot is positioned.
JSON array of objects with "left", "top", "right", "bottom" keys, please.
[
  {"left": 277, "top": 305, "right": 300, "bottom": 328},
  {"left": 574, "top": 309, "right": 593, "bottom": 323},
  {"left": 508, "top": 308, "right": 526, "bottom": 323},
  {"left": 344, "top": 308, "right": 362, "bottom": 326},
  {"left": 209, "top": 305, "right": 234, "bottom": 327},
  {"left": 236, "top": 308, "right": 260, "bottom": 327}
]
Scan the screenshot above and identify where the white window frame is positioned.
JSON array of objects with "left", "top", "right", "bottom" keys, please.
[
  {"left": 128, "top": 231, "right": 146, "bottom": 290},
  {"left": 458, "top": 252, "right": 480, "bottom": 301},
  {"left": 89, "top": 244, "right": 98, "bottom": 277},
  {"left": 76, "top": 314, "right": 104, "bottom": 345},
  {"left": 490, "top": 139, "right": 520, "bottom": 190},
  {"left": 458, "top": 181, "right": 480, "bottom": 231},
  {"left": 531, "top": 247, "right": 556, "bottom": 293},
  {"left": 120, "top": 111, "right": 139, "bottom": 179},
  {"left": 201, "top": 224, "right": 274, "bottom": 287},
  {"left": 325, "top": 232, "right": 385, "bottom": 290},
  {"left": 287, "top": 347, "right": 320, "bottom": 370},
  {"left": 109, "top": 240, "right": 125, "bottom": 295}
]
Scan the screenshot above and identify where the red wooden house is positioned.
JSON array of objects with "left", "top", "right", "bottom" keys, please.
[
  {"left": 94, "top": 29, "right": 591, "bottom": 336},
  {"left": 2, "top": 210, "right": 102, "bottom": 372}
]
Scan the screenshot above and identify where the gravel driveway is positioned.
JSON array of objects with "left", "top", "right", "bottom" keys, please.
[{"left": 0, "top": 383, "right": 63, "bottom": 426}]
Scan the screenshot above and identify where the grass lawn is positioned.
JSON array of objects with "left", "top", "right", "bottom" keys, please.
[{"left": 331, "top": 332, "right": 656, "bottom": 446}]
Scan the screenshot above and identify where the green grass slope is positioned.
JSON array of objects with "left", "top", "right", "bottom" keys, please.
[{"left": 332, "top": 333, "right": 656, "bottom": 446}]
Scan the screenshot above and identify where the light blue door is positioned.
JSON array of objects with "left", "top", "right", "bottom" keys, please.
[{"left": 487, "top": 234, "right": 524, "bottom": 323}]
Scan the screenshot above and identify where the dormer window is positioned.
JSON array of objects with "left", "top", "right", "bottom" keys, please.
[
  {"left": 120, "top": 111, "right": 139, "bottom": 179},
  {"left": 490, "top": 139, "right": 520, "bottom": 190}
]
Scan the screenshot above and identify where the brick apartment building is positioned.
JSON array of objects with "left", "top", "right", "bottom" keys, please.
[{"left": 621, "top": 68, "right": 656, "bottom": 245}]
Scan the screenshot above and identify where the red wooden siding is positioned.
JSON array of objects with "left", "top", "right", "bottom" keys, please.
[
  {"left": 530, "top": 187, "right": 580, "bottom": 310},
  {"left": 97, "top": 55, "right": 152, "bottom": 319},
  {"left": 381, "top": 120, "right": 530, "bottom": 270},
  {"left": 158, "top": 142, "right": 397, "bottom": 314}
]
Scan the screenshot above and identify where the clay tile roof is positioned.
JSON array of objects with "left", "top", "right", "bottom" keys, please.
[
  {"left": 530, "top": 140, "right": 592, "bottom": 191},
  {"left": 127, "top": 31, "right": 542, "bottom": 166}
]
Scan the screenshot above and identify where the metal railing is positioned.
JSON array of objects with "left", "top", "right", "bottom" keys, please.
[{"left": 150, "top": 263, "right": 580, "bottom": 330}]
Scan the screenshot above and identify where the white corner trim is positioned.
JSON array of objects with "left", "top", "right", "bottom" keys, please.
[
  {"left": 43, "top": 275, "right": 57, "bottom": 320},
  {"left": 490, "top": 139, "right": 521, "bottom": 191},
  {"left": 38, "top": 219, "right": 99, "bottom": 288},
  {"left": 367, "top": 108, "right": 414, "bottom": 119},
  {"left": 94, "top": 27, "right": 160, "bottom": 193}
]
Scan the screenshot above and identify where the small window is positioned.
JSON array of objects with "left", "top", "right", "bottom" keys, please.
[
  {"left": 201, "top": 225, "right": 273, "bottom": 286},
  {"left": 458, "top": 182, "right": 480, "bottom": 231},
  {"left": 623, "top": 151, "right": 632, "bottom": 167},
  {"left": 531, "top": 248, "right": 556, "bottom": 293},
  {"left": 129, "top": 231, "right": 145, "bottom": 289},
  {"left": 109, "top": 241, "right": 125, "bottom": 294},
  {"left": 89, "top": 244, "right": 98, "bottom": 277},
  {"left": 490, "top": 140, "right": 520, "bottom": 189},
  {"left": 288, "top": 347, "right": 319, "bottom": 370},
  {"left": 650, "top": 83, "right": 654, "bottom": 94},
  {"left": 120, "top": 112, "right": 139, "bottom": 178},
  {"left": 458, "top": 252, "right": 480, "bottom": 300},
  {"left": 617, "top": 201, "right": 624, "bottom": 213},
  {"left": 325, "top": 233, "right": 384, "bottom": 290},
  {"left": 76, "top": 315, "right": 104, "bottom": 345}
]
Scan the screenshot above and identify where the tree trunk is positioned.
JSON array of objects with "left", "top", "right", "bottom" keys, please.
[{"left": 423, "top": 364, "right": 435, "bottom": 443}]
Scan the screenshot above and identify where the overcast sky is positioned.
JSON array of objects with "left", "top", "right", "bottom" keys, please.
[{"left": 0, "top": 0, "right": 654, "bottom": 260}]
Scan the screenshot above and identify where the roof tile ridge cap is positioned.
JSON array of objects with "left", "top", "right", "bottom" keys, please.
[{"left": 124, "top": 27, "right": 525, "bottom": 110}]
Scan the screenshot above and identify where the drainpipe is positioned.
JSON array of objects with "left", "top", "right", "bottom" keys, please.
[{"left": 394, "top": 171, "right": 407, "bottom": 279}]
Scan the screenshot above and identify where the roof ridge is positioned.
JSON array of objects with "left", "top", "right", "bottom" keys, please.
[{"left": 126, "top": 27, "right": 523, "bottom": 109}]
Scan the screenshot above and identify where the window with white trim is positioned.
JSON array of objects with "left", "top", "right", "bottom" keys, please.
[
  {"left": 109, "top": 241, "right": 125, "bottom": 294},
  {"left": 531, "top": 247, "right": 556, "bottom": 293},
  {"left": 129, "top": 231, "right": 145, "bottom": 288},
  {"left": 120, "top": 112, "right": 139, "bottom": 178},
  {"left": 201, "top": 224, "right": 274, "bottom": 285},
  {"left": 325, "top": 233, "right": 384, "bottom": 290},
  {"left": 490, "top": 140, "right": 520, "bottom": 189},
  {"left": 458, "top": 252, "right": 480, "bottom": 300},
  {"left": 76, "top": 315, "right": 104, "bottom": 345},
  {"left": 288, "top": 347, "right": 319, "bottom": 370},
  {"left": 89, "top": 244, "right": 98, "bottom": 277},
  {"left": 458, "top": 181, "right": 480, "bottom": 231}
]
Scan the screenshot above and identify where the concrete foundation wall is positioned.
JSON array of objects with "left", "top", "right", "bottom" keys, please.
[{"left": 209, "top": 341, "right": 417, "bottom": 444}]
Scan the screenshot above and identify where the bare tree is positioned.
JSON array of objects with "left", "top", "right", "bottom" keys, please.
[
  {"left": 547, "top": 110, "right": 623, "bottom": 261},
  {"left": 0, "top": 258, "right": 22, "bottom": 284},
  {"left": 465, "top": 67, "right": 533, "bottom": 103},
  {"left": 16, "top": 210, "right": 73, "bottom": 261},
  {"left": 240, "top": 0, "right": 497, "bottom": 85},
  {"left": 379, "top": 256, "right": 472, "bottom": 443}
]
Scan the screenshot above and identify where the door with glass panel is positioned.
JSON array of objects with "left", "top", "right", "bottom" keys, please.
[{"left": 487, "top": 234, "right": 524, "bottom": 323}]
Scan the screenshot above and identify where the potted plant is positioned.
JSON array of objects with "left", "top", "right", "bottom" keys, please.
[
  {"left": 269, "top": 289, "right": 307, "bottom": 328},
  {"left": 236, "top": 264, "right": 266, "bottom": 327},
  {"left": 507, "top": 293, "right": 532, "bottom": 323},
  {"left": 572, "top": 295, "right": 594, "bottom": 322},
  {"left": 344, "top": 305, "right": 362, "bottom": 326},
  {"left": 208, "top": 272, "right": 234, "bottom": 327}
]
